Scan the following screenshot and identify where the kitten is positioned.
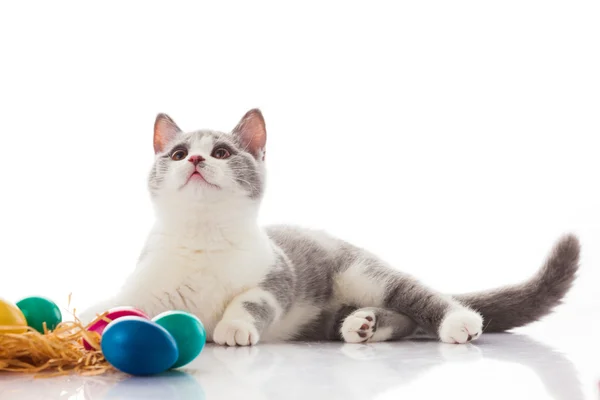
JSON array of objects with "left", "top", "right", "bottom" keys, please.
[{"left": 81, "top": 109, "right": 580, "bottom": 345}]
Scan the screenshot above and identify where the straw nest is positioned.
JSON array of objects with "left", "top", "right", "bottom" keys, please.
[{"left": 0, "top": 304, "right": 115, "bottom": 378}]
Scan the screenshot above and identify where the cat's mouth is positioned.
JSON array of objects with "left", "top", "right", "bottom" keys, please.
[{"left": 182, "top": 171, "right": 220, "bottom": 189}]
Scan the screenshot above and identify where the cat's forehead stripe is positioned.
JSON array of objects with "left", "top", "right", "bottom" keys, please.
[
  {"left": 186, "top": 130, "right": 232, "bottom": 148},
  {"left": 195, "top": 134, "right": 215, "bottom": 149}
]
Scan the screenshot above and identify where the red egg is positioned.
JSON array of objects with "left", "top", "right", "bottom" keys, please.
[{"left": 83, "top": 306, "right": 149, "bottom": 350}]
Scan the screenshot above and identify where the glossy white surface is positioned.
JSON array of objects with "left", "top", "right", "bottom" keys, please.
[{"left": 1, "top": 308, "right": 598, "bottom": 400}]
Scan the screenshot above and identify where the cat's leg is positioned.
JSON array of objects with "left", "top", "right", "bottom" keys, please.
[
  {"left": 383, "top": 274, "right": 483, "bottom": 344},
  {"left": 337, "top": 259, "right": 483, "bottom": 344},
  {"left": 213, "top": 287, "right": 286, "bottom": 346},
  {"left": 214, "top": 251, "right": 295, "bottom": 347},
  {"left": 340, "top": 307, "right": 418, "bottom": 343}
]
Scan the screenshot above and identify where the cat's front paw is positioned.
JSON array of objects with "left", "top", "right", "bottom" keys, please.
[
  {"left": 438, "top": 309, "right": 483, "bottom": 344},
  {"left": 213, "top": 319, "right": 260, "bottom": 346}
]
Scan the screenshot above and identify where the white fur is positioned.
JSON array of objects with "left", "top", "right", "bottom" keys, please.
[
  {"left": 333, "top": 262, "right": 386, "bottom": 306},
  {"left": 262, "top": 303, "right": 322, "bottom": 342},
  {"left": 438, "top": 308, "right": 483, "bottom": 344},
  {"left": 214, "top": 319, "right": 259, "bottom": 346},
  {"left": 371, "top": 326, "right": 394, "bottom": 342}
]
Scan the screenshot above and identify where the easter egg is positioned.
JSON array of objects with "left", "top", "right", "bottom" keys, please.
[
  {"left": 84, "top": 306, "right": 149, "bottom": 350},
  {"left": 152, "top": 311, "right": 206, "bottom": 368},
  {"left": 16, "top": 296, "right": 62, "bottom": 333},
  {"left": 0, "top": 298, "right": 27, "bottom": 334},
  {"left": 101, "top": 316, "right": 178, "bottom": 376}
]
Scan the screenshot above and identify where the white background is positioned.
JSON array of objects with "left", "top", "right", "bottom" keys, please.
[{"left": 0, "top": 1, "right": 598, "bottom": 316}]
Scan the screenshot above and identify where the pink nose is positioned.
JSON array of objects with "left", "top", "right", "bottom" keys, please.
[{"left": 188, "top": 155, "right": 205, "bottom": 165}]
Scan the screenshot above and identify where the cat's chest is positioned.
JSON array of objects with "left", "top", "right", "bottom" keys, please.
[
  {"left": 134, "top": 237, "right": 274, "bottom": 339},
  {"left": 171, "top": 265, "right": 244, "bottom": 339}
]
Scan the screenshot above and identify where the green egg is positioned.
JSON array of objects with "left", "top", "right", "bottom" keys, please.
[
  {"left": 152, "top": 311, "right": 206, "bottom": 368},
  {"left": 16, "top": 296, "right": 62, "bottom": 333}
]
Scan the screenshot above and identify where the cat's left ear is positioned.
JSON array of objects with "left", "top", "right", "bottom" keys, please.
[
  {"left": 154, "top": 113, "right": 182, "bottom": 154},
  {"left": 232, "top": 109, "right": 266, "bottom": 160}
]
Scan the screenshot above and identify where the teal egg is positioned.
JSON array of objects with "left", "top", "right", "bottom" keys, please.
[
  {"left": 152, "top": 311, "right": 206, "bottom": 368},
  {"left": 16, "top": 296, "right": 62, "bottom": 333}
]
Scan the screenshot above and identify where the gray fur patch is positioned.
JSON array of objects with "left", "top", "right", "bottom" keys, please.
[
  {"left": 266, "top": 225, "right": 357, "bottom": 305},
  {"left": 260, "top": 248, "right": 296, "bottom": 312},
  {"left": 243, "top": 300, "right": 275, "bottom": 333},
  {"left": 148, "top": 157, "right": 170, "bottom": 196},
  {"left": 228, "top": 152, "right": 263, "bottom": 199},
  {"left": 295, "top": 305, "right": 357, "bottom": 341},
  {"left": 382, "top": 273, "right": 452, "bottom": 333}
]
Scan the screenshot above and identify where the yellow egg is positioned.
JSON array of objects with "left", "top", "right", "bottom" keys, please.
[{"left": 0, "top": 298, "right": 28, "bottom": 334}]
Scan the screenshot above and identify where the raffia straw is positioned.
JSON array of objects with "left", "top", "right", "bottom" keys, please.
[{"left": 0, "top": 308, "right": 116, "bottom": 378}]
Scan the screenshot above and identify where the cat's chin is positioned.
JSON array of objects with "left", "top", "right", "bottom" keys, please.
[
  {"left": 183, "top": 172, "right": 220, "bottom": 190},
  {"left": 169, "top": 185, "right": 243, "bottom": 207},
  {"left": 178, "top": 170, "right": 220, "bottom": 190}
]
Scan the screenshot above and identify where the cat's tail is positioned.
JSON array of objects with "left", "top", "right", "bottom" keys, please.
[{"left": 454, "top": 234, "right": 580, "bottom": 333}]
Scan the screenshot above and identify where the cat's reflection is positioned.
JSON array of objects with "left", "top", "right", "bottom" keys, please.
[
  {"left": 0, "top": 334, "right": 583, "bottom": 400},
  {"left": 202, "top": 334, "right": 584, "bottom": 400}
]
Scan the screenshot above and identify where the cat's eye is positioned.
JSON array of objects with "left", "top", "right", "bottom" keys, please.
[
  {"left": 171, "top": 149, "right": 188, "bottom": 161},
  {"left": 212, "top": 147, "right": 231, "bottom": 159}
]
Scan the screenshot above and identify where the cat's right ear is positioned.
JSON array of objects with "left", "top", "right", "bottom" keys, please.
[{"left": 154, "top": 114, "right": 181, "bottom": 154}]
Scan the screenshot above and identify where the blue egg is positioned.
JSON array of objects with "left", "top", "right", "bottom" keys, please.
[{"left": 101, "top": 316, "right": 179, "bottom": 376}]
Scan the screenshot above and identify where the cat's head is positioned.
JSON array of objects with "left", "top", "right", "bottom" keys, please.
[{"left": 148, "top": 109, "right": 266, "bottom": 213}]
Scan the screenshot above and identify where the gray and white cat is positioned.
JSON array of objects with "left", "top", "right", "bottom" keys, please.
[{"left": 81, "top": 109, "right": 580, "bottom": 346}]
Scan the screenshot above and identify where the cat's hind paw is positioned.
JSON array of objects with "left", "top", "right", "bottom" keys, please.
[
  {"left": 214, "top": 319, "right": 260, "bottom": 346},
  {"left": 438, "top": 309, "right": 483, "bottom": 344},
  {"left": 341, "top": 310, "right": 376, "bottom": 343}
]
